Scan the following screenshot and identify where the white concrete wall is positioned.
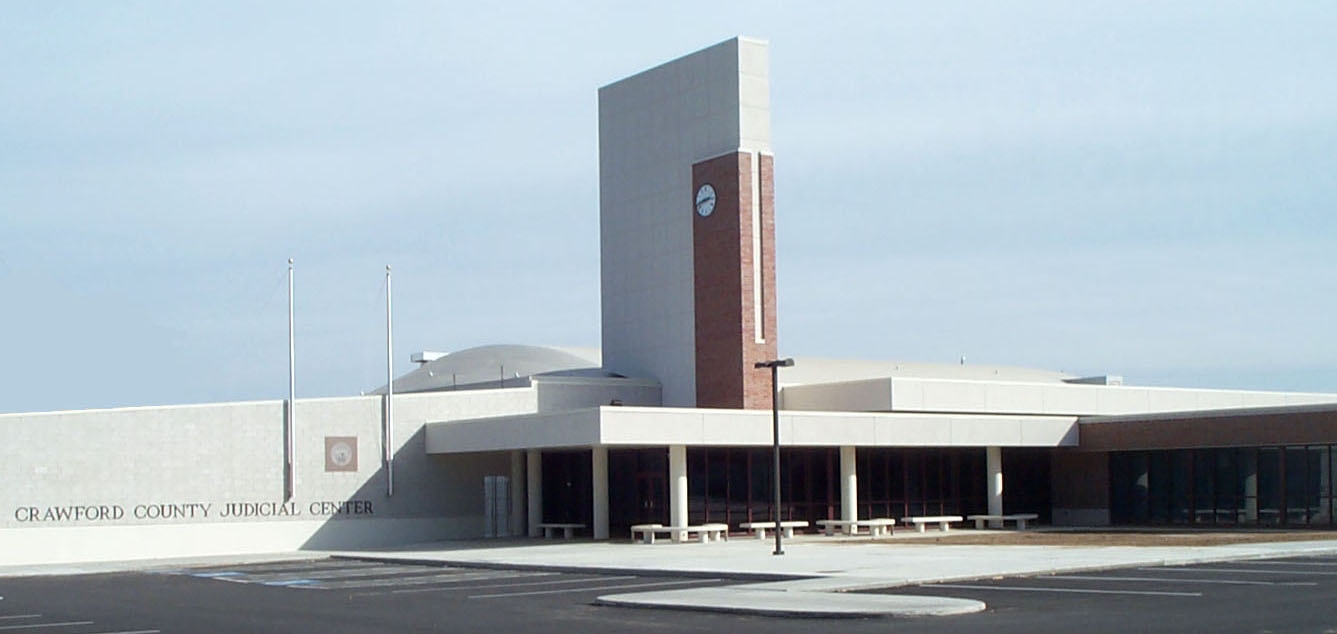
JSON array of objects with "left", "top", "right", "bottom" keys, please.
[
  {"left": 598, "top": 36, "right": 770, "bottom": 406},
  {"left": 781, "top": 378, "right": 891, "bottom": 411},
  {"left": 426, "top": 409, "right": 603, "bottom": 454},
  {"left": 533, "top": 376, "right": 661, "bottom": 411},
  {"left": 427, "top": 406, "right": 1079, "bottom": 453},
  {"left": 783, "top": 376, "right": 1337, "bottom": 417},
  {"left": 0, "top": 389, "right": 534, "bottom": 566}
]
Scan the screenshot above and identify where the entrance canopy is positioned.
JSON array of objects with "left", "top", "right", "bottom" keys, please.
[{"left": 424, "top": 405, "right": 1077, "bottom": 454}]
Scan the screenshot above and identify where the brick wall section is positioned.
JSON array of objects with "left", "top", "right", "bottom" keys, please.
[
  {"left": 1079, "top": 407, "right": 1337, "bottom": 451},
  {"left": 754, "top": 153, "right": 778, "bottom": 405},
  {"left": 693, "top": 152, "right": 778, "bottom": 409}
]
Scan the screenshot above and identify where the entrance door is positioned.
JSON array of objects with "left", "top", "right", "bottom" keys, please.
[
  {"left": 610, "top": 448, "right": 669, "bottom": 536},
  {"left": 635, "top": 472, "right": 668, "bottom": 525}
]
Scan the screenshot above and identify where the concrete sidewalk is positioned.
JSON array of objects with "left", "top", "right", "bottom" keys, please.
[{"left": 321, "top": 533, "right": 1337, "bottom": 617}]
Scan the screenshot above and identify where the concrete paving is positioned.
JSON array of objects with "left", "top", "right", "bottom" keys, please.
[
  {"left": 8, "top": 532, "right": 1337, "bottom": 618},
  {"left": 319, "top": 532, "right": 1337, "bottom": 617},
  {"left": 596, "top": 586, "right": 986, "bottom": 617}
]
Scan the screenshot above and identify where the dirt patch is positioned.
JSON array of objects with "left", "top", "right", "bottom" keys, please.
[{"left": 873, "top": 529, "right": 1337, "bottom": 547}]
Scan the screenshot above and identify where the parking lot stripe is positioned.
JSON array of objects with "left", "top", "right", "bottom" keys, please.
[
  {"left": 84, "top": 630, "right": 161, "bottom": 634},
  {"left": 1236, "top": 560, "right": 1337, "bottom": 567},
  {"left": 931, "top": 584, "right": 1201, "bottom": 597},
  {"left": 239, "top": 564, "right": 442, "bottom": 582},
  {"left": 1141, "top": 567, "right": 1337, "bottom": 576},
  {"left": 0, "top": 617, "right": 41, "bottom": 621},
  {"left": 0, "top": 622, "right": 95, "bottom": 631},
  {"left": 373, "top": 575, "right": 638, "bottom": 596},
  {"left": 1049, "top": 575, "right": 1316, "bottom": 586},
  {"left": 468, "top": 578, "right": 720, "bottom": 599},
  {"left": 193, "top": 560, "right": 379, "bottom": 574},
  {"left": 317, "top": 570, "right": 552, "bottom": 590}
]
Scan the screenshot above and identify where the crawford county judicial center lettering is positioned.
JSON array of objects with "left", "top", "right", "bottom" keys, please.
[{"left": 13, "top": 500, "right": 375, "bottom": 524}]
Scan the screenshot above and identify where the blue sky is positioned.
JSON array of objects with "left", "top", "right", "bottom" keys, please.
[{"left": 2, "top": 2, "right": 1334, "bottom": 413}]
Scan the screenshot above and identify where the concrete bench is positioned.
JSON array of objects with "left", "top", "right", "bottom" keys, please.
[
  {"left": 967, "top": 513, "right": 1039, "bottom": 530},
  {"left": 739, "top": 520, "right": 809, "bottom": 539},
  {"left": 537, "top": 522, "right": 585, "bottom": 538},
  {"left": 630, "top": 523, "right": 728, "bottom": 544},
  {"left": 905, "top": 515, "right": 963, "bottom": 532},
  {"left": 815, "top": 518, "right": 896, "bottom": 537}
]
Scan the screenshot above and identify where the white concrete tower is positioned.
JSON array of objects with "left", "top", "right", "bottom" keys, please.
[{"left": 598, "top": 37, "right": 775, "bottom": 407}]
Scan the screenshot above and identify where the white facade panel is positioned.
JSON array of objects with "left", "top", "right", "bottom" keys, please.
[
  {"left": 949, "top": 417, "right": 1024, "bottom": 446},
  {"left": 598, "top": 37, "right": 770, "bottom": 406},
  {"left": 425, "top": 409, "right": 602, "bottom": 453},
  {"left": 789, "top": 414, "right": 878, "bottom": 446},
  {"left": 0, "top": 391, "right": 523, "bottom": 565},
  {"left": 427, "top": 407, "right": 1078, "bottom": 452},
  {"left": 873, "top": 417, "right": 956, "bottom": 446},
  {"left": 1021, "top": 418, "right": 1082, "bottom": 446},
  {"left": 832, "top": 376, "right": 1337, "bottom": 417},
  {"left": 780, "top": 378, "right": 892, "bottom": 411}
]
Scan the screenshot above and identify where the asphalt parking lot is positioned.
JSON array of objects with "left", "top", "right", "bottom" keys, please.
[
  {"left": 2, "top": 555, "right": 1337, "bottom": 632},
  {"left": 0, "top": 558, "right": 753, "bottom": 634},
  {"left": 870, "top": 554, "right": 1337, "bottom": 633}
]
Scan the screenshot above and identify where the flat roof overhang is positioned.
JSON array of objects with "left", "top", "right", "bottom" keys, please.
[
  {"left": 424, "top": 405, "right": 1078, "bottom": 454},
  {"left": 1077, "top": 403, "right": 1337, "bottom": 451}
]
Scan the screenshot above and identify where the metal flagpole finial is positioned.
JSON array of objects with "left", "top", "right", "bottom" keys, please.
[{"left": 289, "top": 258, "right": 294, "bottom": 266}]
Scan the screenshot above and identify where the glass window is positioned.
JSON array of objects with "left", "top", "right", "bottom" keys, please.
[
  {"left": 1170, "top": 450, "right": 1192, "bottom": 523},
  {"left": 905, "top": 451, "right": 922, "bottom": 500},
  {"left": 1286, "top": 447, "right": 1308, "bottom": 525},
  {"left": 1148, "top": 452, "right": 1170, "bottom": 522},
  {"left": 749, "top": 448, "right": 772, "bottom": 522},
  {"left": 1237, "top": 448, "right": 1259, "bottom": 524},
  {"left": 1258, "top": 448, "right": 1282, "bottom": 526},
  {"left": 889, "top": 450, "right": 906, "bottom": 516},
  {"left": 1130, "top": 452, "right": 1149, "bottom": 523},
  {"left": 811, "top": 449, "right": 832, "bottom": 515},
  {"left": 788, "top": 451, "right": 808, "bottom": 507},
  {"left": 1310, "top": 446, "right": 1329, "bottom": 526},
  {"left": 856, "top": 452, "right": 871, "bottom": 504},
  {"left": 706, "top": 448, "right": 727, "bottom": 519},
  {"left": 924, "top": 450, "right": 942, "bottom": 515},
  {"left": 1214, "top": 449, "right": 1236, "bottom": 524},
  {"left": 1193, "top": 450, "right": 1215, "bottom": 524},
  {"left": 1109, "top": 453, "right": 1130, "bottom": 524},
  {"left": 727, "top": 449, "right": 749, "bottom": 523}
]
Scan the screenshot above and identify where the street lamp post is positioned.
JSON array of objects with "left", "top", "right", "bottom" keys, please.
[{"left": 755, "top": 358, "right": 793, "bottom": 556}]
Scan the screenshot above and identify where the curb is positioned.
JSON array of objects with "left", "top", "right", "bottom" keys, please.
[
  {"left": 326, "top": 553, "right": 811, "bottom": 583},
  {"left": 594, "top": 588, "right": 987, "bottom": 618}
]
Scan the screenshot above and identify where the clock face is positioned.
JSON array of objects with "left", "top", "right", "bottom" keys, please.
[{"left": 695, "top": 184, "right": 717, "bottom": 217}]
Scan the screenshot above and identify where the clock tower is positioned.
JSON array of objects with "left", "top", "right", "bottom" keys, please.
[
  {"left": 598, "top": 37, "right": 776, "bottom": 409},
  {"left": 691, "top": 152, "right": 777, "bottom": 408}
]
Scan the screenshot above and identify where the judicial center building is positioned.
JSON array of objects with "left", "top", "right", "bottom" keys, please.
[{"left": 4, "top": 37, "right": 1337, "bottom": 567}]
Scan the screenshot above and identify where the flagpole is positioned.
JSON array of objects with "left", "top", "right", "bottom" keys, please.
[
  {"left": 286, "top": 258, "right": 296, "bottom": 501},
  {"left": 385, "top": 264, "right": 394, "bottom": 497}
]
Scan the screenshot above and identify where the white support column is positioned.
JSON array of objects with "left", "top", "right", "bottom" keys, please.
[
  {"left": 987, "top": 446, "right": 1003, "bottom": 528},
  {"left": 669, "top": 444, "right": 687, "bottom": 541},
  {"left": 526, "top": 449, "right": 542, "bottom": 537},
  {"left": 592, "top": 446, "right": 609, "bottom": 539},
  {"left": 840, "top": 446, "right": 857, "bottom": 522},
  {"left": 509, "top": 451, "right": 525, "bottom": 538}
]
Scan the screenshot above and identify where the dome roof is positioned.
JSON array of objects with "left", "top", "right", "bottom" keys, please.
[{"left": 371, "top": 344, "right": 602, "bottom": 394}]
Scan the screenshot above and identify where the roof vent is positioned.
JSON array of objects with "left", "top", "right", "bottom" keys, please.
[
  {"left": 411, "top": 351, "right": 447, "bottom": 365},
  {"left": 1064, "top": 375, "right": 1124, "bottom": 386}
]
